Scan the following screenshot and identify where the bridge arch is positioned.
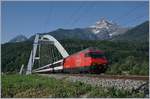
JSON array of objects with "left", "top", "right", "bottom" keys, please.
[
  {"left": 41, "top": 35, "right": 69, "bottom": 58},
  {"left": 26, "top": 34, "right": 69, "bottom": 75}
]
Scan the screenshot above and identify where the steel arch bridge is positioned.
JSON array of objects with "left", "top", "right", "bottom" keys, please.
[{"left": 25, "top": 34, "right": 69, "bottom": 75}]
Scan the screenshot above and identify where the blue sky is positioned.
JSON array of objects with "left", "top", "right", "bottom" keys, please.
[{"left": 1, "top": 1, "right": 149, "bottom": 43}]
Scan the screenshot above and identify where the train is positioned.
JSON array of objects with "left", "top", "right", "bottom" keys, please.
[
  {"left": 63, "top": 47, "right": 108, "bottom": 73},
  {"left": 35, "top": 47, "right": 109, "bottom": 74}
]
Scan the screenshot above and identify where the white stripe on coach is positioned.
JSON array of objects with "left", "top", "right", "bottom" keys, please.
[
  {"left": 54, "top": 66, "right": 63, "bottom": 70},
  {"left": 34, "top": 68, "right": 53, "bottom": 73},
  {"left": 33, "top": 59, "right": 63, "bottom": 71}
]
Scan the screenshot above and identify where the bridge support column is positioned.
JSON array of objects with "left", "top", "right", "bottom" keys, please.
[{"left": 26, "top": 34, "right": 39, "bottom": 75}]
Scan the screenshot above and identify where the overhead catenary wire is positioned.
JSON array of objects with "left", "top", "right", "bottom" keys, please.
[
  {"left": 81, "top": 2, "right": 148, "bottom": 28},
  {"left": 66, "top": 1, "right": 146, "bottom": 29},
  {"left": 122, "top": 11, "right": 148, "bottom": 27},
  {"left": 112, "top": 3, "right": 148, "bottom": 24},
  {"left": 38, "top": 2, "right": 148, "bottom": 68},
  {"left": 44, "top": 5, "right": 53, "bottom": 32},
  {"left": 69, "top": 1, "right": 92, "bottom": 27},
  {"left": 44, "top": 2, "right": 148, "bottom": 32},
  {"left": 62, "top": 2, "right": 85, "bottom": 28}
]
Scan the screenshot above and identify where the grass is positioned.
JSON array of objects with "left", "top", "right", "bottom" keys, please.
[{"left": 1, "top": 74, "right": 145, "bottom": 98}]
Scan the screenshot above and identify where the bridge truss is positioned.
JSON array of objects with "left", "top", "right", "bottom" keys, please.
[{"left": 26, "top": 34, "right": 69, "bottom": 75}]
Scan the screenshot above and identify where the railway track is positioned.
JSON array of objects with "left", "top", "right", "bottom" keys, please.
[
  {"left": 40, "top": 73, "right": 149, "bottom": 81},
  {"left": 68, "top": 74, "right": 149, "bottom": 81},
  {"left": 40, "top": 74, "right": 149, "bottom": 92}
]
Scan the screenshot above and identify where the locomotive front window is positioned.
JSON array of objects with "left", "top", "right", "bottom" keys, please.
[{"left": 85, "top": 52, "right": 105, "bottom": 58}]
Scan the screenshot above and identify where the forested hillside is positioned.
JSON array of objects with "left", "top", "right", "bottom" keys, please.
[
  {"left": 2, "top": 40, "right": 149, "bottom": 75},
  {"left": 112, "top": 21, "right": 149, "bottom": 41}
]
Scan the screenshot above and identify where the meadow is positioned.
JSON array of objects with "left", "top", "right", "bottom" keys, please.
[{"left": 1, "top": 74, "right": 145, "bottom": 98}]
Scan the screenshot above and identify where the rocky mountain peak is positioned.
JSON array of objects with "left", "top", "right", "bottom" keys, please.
[
  {"left": 89, "top": 18, "right": 128, "bottom": 38},
  {"left": 95, "top": 18, "right": 113, "bottom": 28}
]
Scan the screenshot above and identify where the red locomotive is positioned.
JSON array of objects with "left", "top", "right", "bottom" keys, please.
[
  {"left": 63, "top": 47, "right": 108, "bottom": 73},
  {"left": 35, "top": 47, "right": 108, "bottom": 74}
]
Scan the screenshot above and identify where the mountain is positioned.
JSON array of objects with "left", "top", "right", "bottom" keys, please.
[
  {"left": 28, "top": 18, "right": 128, "bottom": 41},
  {"left": 112, "top": 21, "right": 149, "bottom": 41},
  {"left": 10, "top": 19, "right": 148, "bottom": 42},
  {"left": 46, "top": 28, "right": 98, "bottom": 40},
  {"left": 29, "top": 28, "right": 98, "bottom": 41},
  {"left": 9, "top": 35, "right": 28, "bottom": 43},
  {"left": 89, "top": 18, "right": 128, "bottom": 39},
  {"left": 50, "top": 18, "right": 129, "bottom": 40}
]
